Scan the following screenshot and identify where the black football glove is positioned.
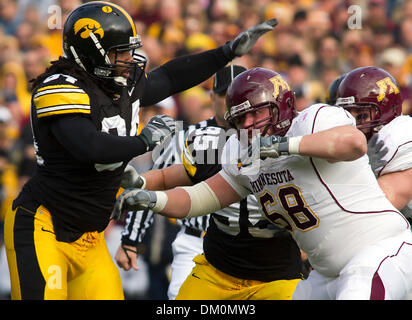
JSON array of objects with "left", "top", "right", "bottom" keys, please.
[
  {"left": 111, "top": 189, "right": 158, "bottom": 221},
  {"left": 222, "top": 19, "right": 278, "bottom": 59},
  {"left": 367, "top": 133, "right": 388, "bottom": 176},
  {"left": 139, "top": 115, "right": 176, "bottom": 151}
]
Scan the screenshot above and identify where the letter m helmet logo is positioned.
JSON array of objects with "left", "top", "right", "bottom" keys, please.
[
  {"left": 269, "top": 75, "right": 291, "bottom": 100},
  {"left": 376, "top": 77, "right": 400, "bottom": 102}
]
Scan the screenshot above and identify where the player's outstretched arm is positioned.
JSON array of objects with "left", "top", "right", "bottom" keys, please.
[
  {"left": 299, "top": 125, "right": 367, "bottom": 162},
  {"left": 259, "top": 125, "right": 367, "bottom": 162},
  {"left": 112, "top": 173, "right": 242, "bottom": 221},
  {"left": 142, "top": 19, "right": 278, "bottom": 106},
  {"left": 121, "top": 164, "right": 192, "bottom": 190},
  {"left": 116, "top": 165, "right": 195, "bottom": 271}
]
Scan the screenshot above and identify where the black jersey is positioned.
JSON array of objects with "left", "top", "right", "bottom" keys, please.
[
  {"left": 14, "top": 72, "right": 145, "bottom": 242},
  {"left": 14, "top": 47, "right": 232, "bottom": 242},
  {"left": 182, "top": 117, "right": 303, "bottom": 281}
]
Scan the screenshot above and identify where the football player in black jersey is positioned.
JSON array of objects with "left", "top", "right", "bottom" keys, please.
[
  {"left": 3, "top": 1, "right": 278, "bottom": 300},
  {"left": 115, "top": 65, "right": 303, "bottom": 300}
]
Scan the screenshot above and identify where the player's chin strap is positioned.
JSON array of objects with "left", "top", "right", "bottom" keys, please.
[
  {"left": 89, "top": 32, "right": 112, "bottom": 65},
  {"left": 114, "top": 76, "right": 128, "bottom": 86},
  {"left": 69, "top": 46, "right": 87, "bottom": 71}
]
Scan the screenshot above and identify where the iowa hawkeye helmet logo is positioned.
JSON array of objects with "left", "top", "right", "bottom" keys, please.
[{"left": 74, "top": 18, "right": 104, "bottom": 39}]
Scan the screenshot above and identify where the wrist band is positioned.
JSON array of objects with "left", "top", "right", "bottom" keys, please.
[
  {"left": 288, "top": 136, "right": 302, "bottom": 154},
  {"left": 153, "top": 191, "right": 168, "bottom": 212}
]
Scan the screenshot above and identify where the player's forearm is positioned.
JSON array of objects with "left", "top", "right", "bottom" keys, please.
[
  {"left": 159, "top": 47, "right": 230, "bottom": 94},
  {"left": 378, "top": 178, "right": 402, "bottom": 209},
  {"left": 113, "top": 174, "right": 242, "bottom": 221},
  {"left": 52, "top": 116, "right": 147, "bottom": 163},
  {"left": 378, "top": 168, "right": 412, "bottom": 210},
  {"left": 160, "top": 188, "right": 192, "bottom": 218},
  {"left": 142, "top": 165, "right": 193, "bottom": 190},
  {"left": 154, "top": 182, "right": 222, "bottom": 219},
  {"left": 299, "top": 126, "right": 367, "bottom": 161},
  {"left": 141, "top": 169, "right": 167, "bottom": 190},
  {"left": 155, "top": 175, "right": 242, "bottom": 219},
  {"left": 142, "top": 47, "right": 229, "bottom": 106}
]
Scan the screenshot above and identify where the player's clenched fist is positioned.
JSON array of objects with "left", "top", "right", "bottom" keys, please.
[
  {"left": 111, "top": 189, "right": 158, "bottom": 221},
  {"left": 139, "top": 115, "right": 176, "bottom": 151}
]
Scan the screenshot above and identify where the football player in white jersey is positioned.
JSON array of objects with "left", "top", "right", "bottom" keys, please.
[
  {"left": 335, "top": 66, "right": 412, "bottom": 222},
  {"left": 115, "top": 66, "right": 303, "bottom": 300},
  {"left": 113, "top": 68, "right": 412, "bottom": 300}
]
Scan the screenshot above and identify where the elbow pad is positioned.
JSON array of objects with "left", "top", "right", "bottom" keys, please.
[{"left": 180, "top": 181, "right": 221, "bottom": 218}]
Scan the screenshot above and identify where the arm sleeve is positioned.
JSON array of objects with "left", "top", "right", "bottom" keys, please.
[
  {"left": 51, "top": 115, "right": 148, "bottom": 163},
  {"left": 141, "top": 47, "right": 230, "bottom": 106},
  {"left": 312, "top": 105, "right": 355, "bottom": 133}
]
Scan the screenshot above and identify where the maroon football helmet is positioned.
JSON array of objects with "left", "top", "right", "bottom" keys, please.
[
  {"left": 225, "top": 67, "right": 296, "bottom": 136},
  {"left": 336, "top": 66, "right": 402, "bottom": 138}
]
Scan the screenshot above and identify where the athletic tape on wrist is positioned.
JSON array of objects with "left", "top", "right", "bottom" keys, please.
[
  {"left": 153, "top": 191, "right": 168, "bottom": 212},
  {"left": 288, "top": 136, "right": 302, "bottom": 154}
]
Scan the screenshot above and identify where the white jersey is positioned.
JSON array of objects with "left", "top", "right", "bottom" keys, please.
[
  {"left": 220, "top": 104, "right": 410, "bottom": 277},
  {"left": 375, "top": 115, "right": 412, "bottom": 219}
]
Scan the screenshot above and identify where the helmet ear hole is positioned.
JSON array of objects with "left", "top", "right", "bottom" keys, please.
[{"left": 287, "top": 98, "right": 292, "bottom": 109}]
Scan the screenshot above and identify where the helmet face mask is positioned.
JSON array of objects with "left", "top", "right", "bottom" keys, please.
[
  {"left": 225, "top": 67, "right": 296, "bottom": 137},
  {"left": 336, "top": 66, "right": 402, "bottom": 139},
  {"left": 342, "top": 104, "right": 381, "bottom": 138},
  {"left": 96, "top": 41, "right": 147, "bottom": 87},
  {"left": 229, "top": 103, "right": 278, "bottom": 136},
  {"left": 63, "top": 2, "right": 147, "bottom": 88}
]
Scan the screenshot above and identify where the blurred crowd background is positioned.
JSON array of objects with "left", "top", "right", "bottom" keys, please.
[{"left": 1, "top": 0, "right": 412, "bottom": 299}]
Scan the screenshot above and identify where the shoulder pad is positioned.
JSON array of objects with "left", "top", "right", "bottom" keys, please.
[
  {"left": 378, "top": 116, "right": 412, "bottom": 175},
  {"left": 290, "top": 104, "right": 354, "bottom": 136},
  {"left": 33, "top": 73, "right": 91, "bottom": 118}
]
